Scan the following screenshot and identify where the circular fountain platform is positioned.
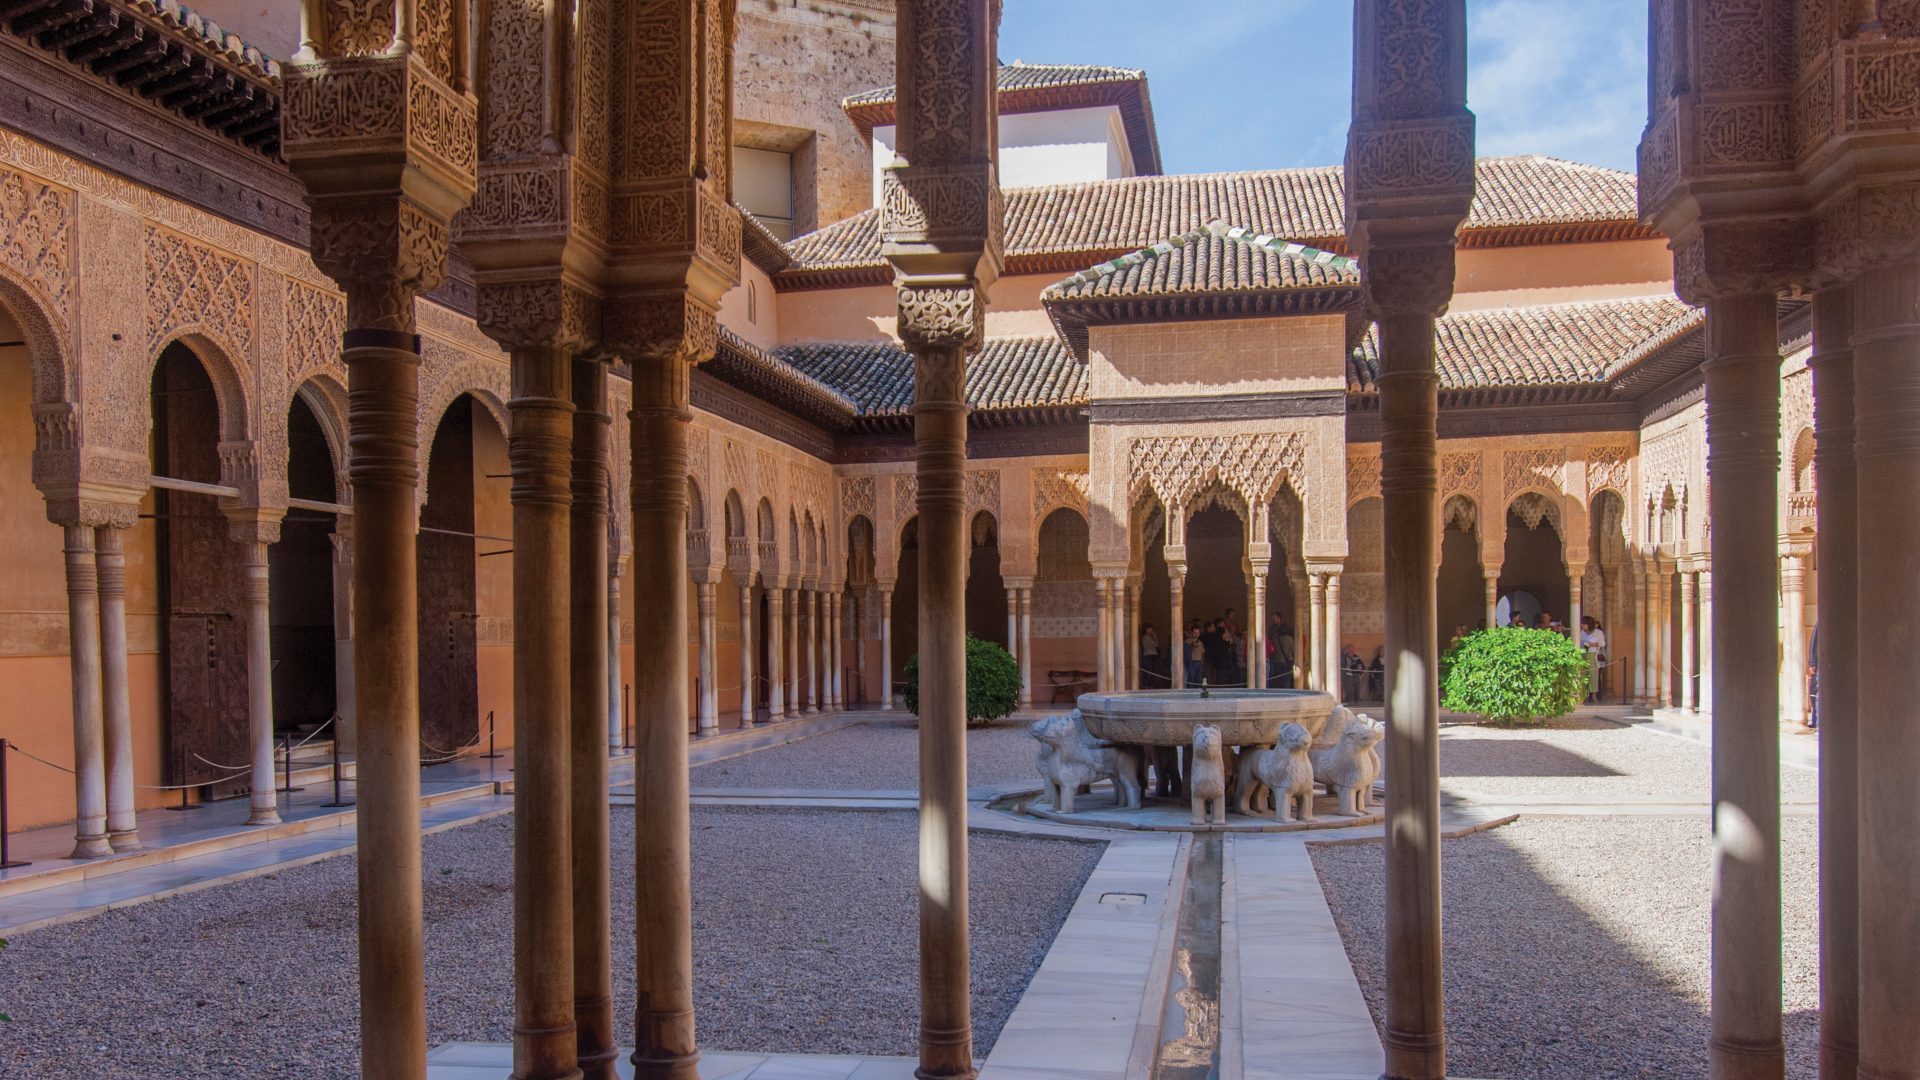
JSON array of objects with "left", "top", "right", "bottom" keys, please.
[{"left": 1077, "top": 688, "right": 1338, "bottom": 747}]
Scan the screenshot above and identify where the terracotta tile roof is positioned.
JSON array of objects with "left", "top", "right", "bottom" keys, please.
[
  {"left": 1346, "top": 296, "right": 1700, "bottom": 392},
  {"left": 781, "top": 157, "right": 1652, "bottom": 286},
  {"left": 843, "top": 61, "right": 1147, "bottom": 108},
  {"left": 775, "top": 336, "right": 1086, "bottom": 418},
  {"left": 704, "top": 330, "right": 860, "bottom": 428},
  {"left": 1041, "top": 224, "right": 1358, "bottom": 302}
]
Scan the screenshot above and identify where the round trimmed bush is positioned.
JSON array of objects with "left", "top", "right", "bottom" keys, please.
[
  {"left": 902, "top": 634, "right": 1021, "bottom": 729},
  {"left": 1440, "top": 627, "right": 1588, "bottom": 727}
]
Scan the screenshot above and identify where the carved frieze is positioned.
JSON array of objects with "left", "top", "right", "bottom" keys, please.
[
  {"left": 0, "top": 166, "right": 73, "bottom": 325},
  {"left": 1503, "top": 447, "right": 1566, "bottom": 498},
  {"left": 1031, "top": 466, "right": 1091, "bottom": 521},
  {"left": 146, "top": 226, "right": 256, "bottom": 356},
  {"left": 285, "top": 279, "right": 348, "bottom": 386},
  {"left": 1438, "top": 451, "right": 1480, "bottom": 499},
  {"left": 841, "top": 475, "right": 876, "bottom": 520},
  {"left": 1346, "top": 453, "right": 1381, "bottom": 506},
  {"left": 1586, "top": 445, "right": 1633, "bottom": 497},
  {"left": 1131, "top": 433, "right": 1308, "bottom": 510}
]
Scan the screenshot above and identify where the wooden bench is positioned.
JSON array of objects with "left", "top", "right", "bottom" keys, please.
[{"left": 1048, "top": 669, "right": 1098, "bottom": 704}]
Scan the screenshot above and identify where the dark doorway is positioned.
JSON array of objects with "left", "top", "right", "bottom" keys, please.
[
  {"left": 964, "top": 512, "right": 1006, "bottom": 648},
  {"left": 418, "top": 396, "right": 481, "bottom": 754},
  {"left": 270, "top": 392, "right": 338, "bottom": 737},
  {"left": 152, "top": 342, "right": 249, "bottom": 797}
]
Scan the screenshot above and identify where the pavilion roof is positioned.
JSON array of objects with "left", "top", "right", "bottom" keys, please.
[
  {"left": 775, "top": 336, "right": 1085, "bottom": 428},
  {"left": 843, "top": 61, "right": 1164, "bottom": 176},
  {"left": 779, "top": 157, "right": 1655, "bottom": 288}
]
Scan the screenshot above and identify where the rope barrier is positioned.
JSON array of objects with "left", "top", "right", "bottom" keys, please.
[
  {"left": 7, "top": 742, "right": 75, "bottom": 775},
  {"left": 192, "top": 752, "right": 254, "bottom": 773}
]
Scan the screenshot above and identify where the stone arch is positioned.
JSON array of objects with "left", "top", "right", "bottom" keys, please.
[
  {"left": 1442, "top": 493, "right": 1478, "bottom": 534},
  {"left": 845, "top": 514, "right": 875, "bottom": 588},
  {"left": 416, "top": 353, "right": 510, "bottom": 499},
  {"left": 151, "top": 332, "right": 253, "bottom": 445},
  {"left": 801, "top": 510, "right": 819, "bottom": 580},
  {"left": 0, "top": 272, "right": 79, "bottom": 500},
  {"left": 966, "top": 509, "right": 1007, "bottom": 647},
  {"left": 688, "top": 475, "right": 707, "bottom": 532},
  {"left": 1509, "top": 490, "right": 1565, "bottom": 538},
  {"left": 293, "top": 375, "right": 350, "bottom": 501},
  {"left": 756, "top": 497, "right": 779, "bottom": 579},
  {"left": 1789, "top": 427, "right": 1815, "bottom": 494},
  {"left": 1655, "top": 484, "right": 1682, "bottom": 548}
]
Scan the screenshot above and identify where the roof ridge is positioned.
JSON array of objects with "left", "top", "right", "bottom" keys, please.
[{"left": 1046, "top": 222, "right": 1355, "bottom": 293}]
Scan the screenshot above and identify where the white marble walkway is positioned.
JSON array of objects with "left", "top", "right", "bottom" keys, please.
[{"left": 426, "top": 1041, "right": 919, "bottom": 1079}]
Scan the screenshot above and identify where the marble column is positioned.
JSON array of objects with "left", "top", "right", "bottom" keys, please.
[
  {"left": 1567, "top": 566, "right": 1584, "bottom": 635},
  {"left": 853, "top": 588, "right": 868, "bottom": 707},
  {"left": 61, "top": 524, "right": 110, "bottom": 859},
  {"left": 696, "top": 581, "right": 718, "bottom": 734},
  {"left": 1018, "top": 588, "right": 1033, "bottom": 705},
  {"left": 1307, "top": 574, "right": 1327, "bottom": 692},
  {"left": 1810, "top": 286, "right": 1858, "bottom": 1079},
  {"left": 785, "top": 588, "right": 801, "bottom": 716},
  {"left": 1655, "top": 563, "right": 1673, "bottom": 709},
  {"left": 630, "top": 359, "right": 699, "bottom": 1080},
  {"left": 570, "top": 356, "right": 615, "bottom": 1080},
  {"left": 879, "top": 587, "right": 894, "bottom": 710},
  {"left": 330, "top": 526, "right": 357, "bottom": 755},
  {"left": 737, "top": 580, "right": 755, "bottom": 725},
  {"left": 609, "top": 564, "right": 625, "bottom": 750},
  {"left": 505, "top": 345, "right": 578, "bottom": 1079},
  {"left": 1250, "top": 570, "right": 1268, "bottom": 688},
  {"left": 1779, "top": 551, "right": 1808, "bottom": 725},
  {"left": 1698, "top": 569, "right": 1714, "bottom": 711},
  {"left": 805, "top": 589, "right": 820, "bottom": 714},
  {"left": 1168, "top": 563, "right": 1187, "bottom": 690},
  {"left": 1290, "top": 569, "right": 1309, "bottom": 688},
  {"left": 95, "top": 524, "right": 139, "bottom": 851},
  {"left": 238, "top": 532, "right": 280, "bottom": 827},
  {"left": 1633, "top": 560, "right": 1652, "bottom": 705},
  {"left": 1324, "top": 572, "right": 1343, "bottom": 704},
  {"left": 1005, "top": 588, "right": 1018, "bottom": 673},
  {"left": 1128, "top": 579, "right": 1143, "bottom": 690},
  {"left": 1851, "top": 261, "right": 1920, "bottom": 1080},
  {"left": 1094, "top": 577, "right": 1114, "bottom": 692},
  {"left": 1482, "top": 568, "right": 1499, "bottom": 631},
  {"left": 766, "top": 586, "right": 785, "bottom": 719},
  {"left": 1680, "top": 570, "right": 1698, "bottom": 712},
  {"left": 1704, "top": 292, "right": 1785, "bottom": 1078},
  {"left": 828, "top": 592, "right": 842, "bottom": 709}
]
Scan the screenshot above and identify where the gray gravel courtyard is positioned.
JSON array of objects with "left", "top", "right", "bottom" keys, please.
[
  {"left": 0, "top": 807, "right": 1102, "bottom": 1080},
  {"left": 691, "top": 715, "right": 1042, "bottom": 792},
  {"left": 1313, "top": 814, "right": 1819, "bottom": 1079}
]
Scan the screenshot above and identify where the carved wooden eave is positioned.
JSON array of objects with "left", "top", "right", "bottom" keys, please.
[
  {"left": 738, "top": 202, "right": 793, "bottom": 275},
  {"left": 1044, "top": 284, "right": 1363, "bottom": 361},
  {"left": 0, "top": 0, "right": 282, "bottom": 155},
  {"left": 703, "top": 330, "right": 857, "bottom": 429}
]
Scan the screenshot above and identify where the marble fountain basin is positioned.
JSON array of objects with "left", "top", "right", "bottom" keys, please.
[{"left": 1076, "top": 689, "right": 1339, "bottom": 747}]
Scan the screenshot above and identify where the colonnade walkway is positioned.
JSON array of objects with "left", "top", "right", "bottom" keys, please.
[{"left": 0, "top": 709, "right": 872, "bottom": 936}]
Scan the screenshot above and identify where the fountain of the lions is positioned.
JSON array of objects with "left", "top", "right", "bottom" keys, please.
[{"left": 1011, "top": 688, "right": 1386, "bottom": 832}]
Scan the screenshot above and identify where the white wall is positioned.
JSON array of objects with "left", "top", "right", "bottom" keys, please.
[
  {"left": 184, "top": 0, "right": 299, "bottom": 59},
  {"left": 872, "top": 105, "right": 1137, "bottom": 203}
]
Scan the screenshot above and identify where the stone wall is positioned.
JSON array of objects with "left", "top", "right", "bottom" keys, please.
[{"left": 734, "top": 0, "right": 897, "bottom": 233}]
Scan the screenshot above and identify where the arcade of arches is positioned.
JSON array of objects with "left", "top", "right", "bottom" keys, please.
[{"left": 0, "top": 0, "right": 1912, "bottom": 1079}]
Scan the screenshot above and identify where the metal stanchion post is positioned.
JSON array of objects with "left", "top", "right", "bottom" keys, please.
[
  {"left": 280, "top": 731, "right": 305, "bottom": 795},
  {"left": 622, "top": 684, "right": 631, "bottom": 750},
  {"left": 479, "top": 709, "right": 503, "bottom": 760},
  {"left": 0, "top": 741, "right": 29, "bottom": 869},
  {"left": 322, "top": 716, "right": 353, "bottom": 808},
  {"left": 166, "top": 746, "right": 202, "bottom": 812}
]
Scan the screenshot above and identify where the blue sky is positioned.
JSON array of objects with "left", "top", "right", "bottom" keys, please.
[{"left": 999, "top": 0, "right": 1648, "bottom": 174}]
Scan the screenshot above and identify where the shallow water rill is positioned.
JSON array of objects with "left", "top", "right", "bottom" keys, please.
[{"left": 1155, "top": 833, "right": 1224, "bottom": 1079}]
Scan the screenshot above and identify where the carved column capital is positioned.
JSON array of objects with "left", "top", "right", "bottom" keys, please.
[
  {"left": 1670, "top": 220, "right": 1810, "bottom": 306},
  {"left": 896, "top": 284, "right": 985, "bottom": 353},
  {"left": 603, "top": 293, "right": 720, "bottom": 367},
  {"left": 1360, "top": 242, "right": 1461, "bottom": 320},
  {"left": 477, "top": 277, "right": 604, "bottom": 353}
]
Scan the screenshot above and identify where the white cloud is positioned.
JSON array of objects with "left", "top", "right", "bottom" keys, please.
[{"left": 1467, "top": 0, "right": 1647, "bottom": 170}]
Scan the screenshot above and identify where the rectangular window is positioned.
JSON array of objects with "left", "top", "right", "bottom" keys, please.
[{"left": 732, "top": 145, "right": 795, "bottom": 241}]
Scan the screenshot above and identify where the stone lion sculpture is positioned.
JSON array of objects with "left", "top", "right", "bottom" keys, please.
[
  {"left": 1312, "top": 711, "right": 1385, "bottom": 817},
  {"left": 1031, "top": 710, "right": 1141, "bottom": 814},
  {"left": 1189, "top": 724, "right": 1228, "bottom": 825},
  {"left": 1233, "top": 744, "right": 1271, "bottom": 817},
  {"left": 1250, "top": 721, "right": 1316, "bottom": 823}
]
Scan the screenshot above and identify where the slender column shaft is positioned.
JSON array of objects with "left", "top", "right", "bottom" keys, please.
[
  {"left": 241, "top": 539, "right": 280, "bottom": 826},
  {"left": 570, "top": 356, "right": 615, "bottom": 1080},
  {"left": 1128, "top": 581, "right": 1143, "bottom": 690},
  {"left": 1308, "top": 575, "right": 1327, "bottom": 692},
  {"left": 1780, "top": 554, "right": 1808, "bottom": 724},
  {"left": 1699, "top": 570, "right": 1715, "bottom": 709},
  {"left": 787, "top": 589, "right": 801, "bottom": 715},
  {"left": 1704, "top": 293, "right": 1785, "bottom": 1080},
  {"left": 96, "top": 525, "right": 139, "bottom": 850},
  {"left": 806, "top": 590, "right": 820, "bottom": 713},
  {"left": 913, "top": 342, "right": 973, "bottom": 1077},
  {"left": 1657, "top": 566, "right": 1673, "bottom": 709},
  {"left": 608, "top": 568, "right": 624, "bottom": 750},
  {"left": 739, "top": 580, "right": 756, "bottom": 723},
  {"left": 1017, "top": 589, "right": 1032, "bottom": 704},
  {"left": 1169, "top": 570, "right": 1185, "bottom": 690},
  {"left": 1482, "top": 571, "right": 1498, "bottom": 632},
  {"left": 332, "top": 528, "right": 358, "bottom": 754},
  {"left": 1291, "top": 571, "right": 1309, "bottom": 687},
  {"left": 767, "top": 588, "right": 785, "bottom": 717},
  {"left": 1006, "top": 589, "right": 1018, "bottom": 670},
  {"left": 630, "top": 361, "right": 699, "bottom": 1080},
  {"left": 1634, "top": 563, "right": 1651, "bottom": 704},
  {"left": 1378, "top": 306, "right": 1446, "bottom": 1080},
  {"left": 1810, "top": 286, "right": 1858, "bottom": 1080},
  {"left": 507, "top": 346, "right": 578, "bottom": 1080},
  {"left": 346, "top": 314, "right": 428, "bottom": 1080},
  {"left": 1325, "top": 574, "right": 1343, "bottom": 703},
  {"left": 1093, "top": 578, "right": 1112, "bottom": 692},
  {"left": 1681, "top": 572, "right": 1699, "bottom": 711},
  {"left": 854, "top": 589, "right": 867, "bottom": 706},
  {"left": 829, "top": 593, "right": 842, "bottom": 709},
  {"left": 880, "top": 589, "right": 894, "bottom": 709},
  {"left": 1568, "top": 570, "right": 1583, "bottom": 635},
  {"left": 1852, "top": 263, "right": 1920, "bottom": 1080},
  {"left": 696, "top": 584, "right": 718, "bottom": 734},
  {"left": 62, "top": 525, "right": 110, "bottom": 859},
  {"left": 1251, "top": 573, "right": 1268, "bottom": 688}
]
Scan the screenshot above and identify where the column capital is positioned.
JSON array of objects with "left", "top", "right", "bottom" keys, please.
[
  {"left": 223, "top": 508, "right": 286, "bottom": 546},
  {"left": 45, "top": 495, "right": 139, "bottom": 531}
]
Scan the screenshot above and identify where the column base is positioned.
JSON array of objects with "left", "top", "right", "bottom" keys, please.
[
  {"left": 247, "top": 807, "right": 283, "bottom": 826},
  {"left": 628, "top": 1049, "right": 700, "bottom": 1080},
  {"left": 69, "top": 832, "right": 113, "bottom": 859},
  {"left": 108, "top": 829, "right": 143, "bottom": 853}
]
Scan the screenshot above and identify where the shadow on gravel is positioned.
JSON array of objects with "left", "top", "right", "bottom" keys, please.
[{"left": 1438, "top": 738, "right": 1622, "bottom": 778}]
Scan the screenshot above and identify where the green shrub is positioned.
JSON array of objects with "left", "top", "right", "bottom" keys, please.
[
  {"left": 1441, "top": 627, "right": 1588, "bottom": 727},
  {"left": 902, "top": 635, "right": 1021, "bottom": 729}
]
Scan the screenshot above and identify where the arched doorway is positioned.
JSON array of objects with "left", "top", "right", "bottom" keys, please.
[
  {"left": 1438, "top": 494, "right": 1484, "bottom": 639},
  {"left": 892, "top": 516, "right": 920, "bottom": 687},
  {"left": 270, "top": 389, "right": 340, "bottom": 740},
  {"left": 755, "top": 498, "right": 777, "bottom": 717},
  {"left": 964, "top": 511, "right": 1005, "bottom": 648},
  {"left": 151, "top": 341, "right": 250, "bottom": 798},
  {"left": 1184, "top": 494, "right": 1248, "bottom": 686},
  {"left": 1138, "top": 497, "right": 1171, "bottom": 688},
  {"left": 1499, "top": 492, "right": 1569, "bottom": 628},
  {"left": 844, "top": 515, "right": 875, "bottom": 705},
  {"left": 417, "top": 394, "right": 511, "bottom": 755},
  {"left": 1033, "top": 507, "right": 1094, "bottom": 696},
  {"left": 1588, "top": 489, "right": 1629, "bottom": 701}
]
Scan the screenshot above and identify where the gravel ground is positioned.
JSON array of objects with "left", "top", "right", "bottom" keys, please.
[
  {"left": 0, "top": 808, "right": 1102, "bottom": 1080},
  {"left": 691, "top": 716, "right": 1042, "bottom": 792},
  {"left": 1435, "top": 714, "right": 1820, "bottom": 804},
  {"left": 1312, "top": 815, "right": 1819, "bottom": 1079}
]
